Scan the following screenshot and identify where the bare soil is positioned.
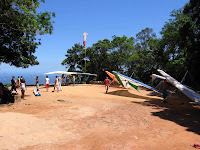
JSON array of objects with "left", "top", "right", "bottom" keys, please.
[{"left": 0, "top": 84, "right": 200, "bottom": 150}]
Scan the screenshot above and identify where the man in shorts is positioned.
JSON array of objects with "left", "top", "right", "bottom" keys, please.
[
  {"left": 45, "top": 76, "right": 50, "bottom": 92},
  {"left": 104, "top": 77, "right": 110, "bottom": 94}
]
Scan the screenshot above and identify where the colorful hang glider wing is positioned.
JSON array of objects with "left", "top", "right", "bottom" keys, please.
[
  {"left": 113, "top": 72, "right": 140, "bottom": 91},
  {"left": 128, "top": 81, "right": 139, "bottom": 91},
  {"left": 157, "top": 69, "right": 200, "bottom": 104},
  {"left": 112, "top": 72, "right": 131, "bottom": 89},
  {"left": 105, "top": 71, "right": 119, "bottom": 84},
  {"left": 113, "top": 71, "right": 161, "bottom": 93}
]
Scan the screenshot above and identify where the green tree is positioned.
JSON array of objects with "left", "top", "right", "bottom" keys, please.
[
  {"left": 160, "top": 1, "right": 200, "bottom": 89},
  {"left": 0, "top": 0, "right": 55, "bottom": 68},
  {"left": 86, "top": 39, "right": 112, "bottom": 80},
  {"left": 182, "top": 0, "right": 200, "bottom": 89},
  {"left": 61, "top": 43, "right": 84, "bottom": 71},
  {"left": 160, "top": 9, "right": 188, "bottom": 79},
  {"left": 127, "top": 28, "right": 157, "bottom": 82},
  {"left": 111, "top": 36, "right": 134, "bottom": 72}
]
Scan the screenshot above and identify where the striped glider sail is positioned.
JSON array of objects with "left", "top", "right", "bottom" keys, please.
[
  {"left": 105, "top": 71, "right": 119, "bottom": 84},
  {"left": 128, "top": 81, "right": 139, "bottom": 91},
  {"left": 158, "top": 69, "right": 200, "bottom": 104},
  {"left": 113, "top": 71, "right": 160, "bottom": 93},
  {"left": 112, "top": 72, "right": 139, "bottom": 91}
]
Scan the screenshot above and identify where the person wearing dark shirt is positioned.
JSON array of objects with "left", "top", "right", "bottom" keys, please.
[
  {"left": 163, "top": 79, "right": 168, "bottom": 99},
  {"left": 11, "top": 76, "right": 17, "bottom": 92}
]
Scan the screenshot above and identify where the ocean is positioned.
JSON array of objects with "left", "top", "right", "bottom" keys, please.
[{"left": 0, "top": 72, "right": 60, "bottom": 85}]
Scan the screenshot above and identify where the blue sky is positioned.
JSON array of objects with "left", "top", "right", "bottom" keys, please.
[{"left": 0, "top": 0, "right": 189, "bottom": 75}]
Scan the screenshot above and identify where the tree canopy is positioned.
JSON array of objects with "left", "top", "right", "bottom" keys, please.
[{"left": 0, "top": 0, "right": 55, "bottom": 68}]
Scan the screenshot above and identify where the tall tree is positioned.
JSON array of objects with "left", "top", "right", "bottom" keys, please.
[
  {"left": 111, "top": 36, "right": 134, "bottom": 72},
  {"left": 61, "top": 43, "right": 84, "bottom": 71},
  {"left": 160, "top": 1, "right": 200, "bottom": 89},
  {"left": 182, "top": 0, "right": 200, "bottom": 89},
  {"left": 86, "top": 39, "right": 112, "bottom": 80},
  {"left": 127, "top": 28, "right": 157, "bottom": 82},
  {"left": 160, "top": 9, "right": 188, "bottom": 79},
  {"left": 0, "top": 0, "right": 55, "bottom": 68}
]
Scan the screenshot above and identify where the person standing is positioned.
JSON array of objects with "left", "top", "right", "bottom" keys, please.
[
  {"left": 57, "top": 75, "right": 62, "bottom": 91},
  {"left": 72, "top": 75, "right": 75, "bottom": 86},
  {"left": 21, "top": 78, "right": 26, "bottom": 99},
  {"left": 162, "top": 79, "right": 168, "bottom": 100},
  {"left": 35, "top": 76, "right": 39, "bottom": 91},
  {"left": 20, "top": 76, "right": 23, "bottom": 82},
  {"left": 52, "top": 76, "right": 59, "bottom": 92},
  {"left": 11, "top": 76, "right": 17, "bottom": 92},
  {"left": 66, "top": 75, "right": 69, "bottom": 85},
  {"left": 104, "top": 77, "right": 110, "bottom": 94},
  {"left": 45, "top": 76, "right": 50, "bottom": 92},
  {"left": 17, "top": 76, "right": 21, "bottom": 89},
  {"left": 62, "top": 74, "right": 65, "bottom": 84}
]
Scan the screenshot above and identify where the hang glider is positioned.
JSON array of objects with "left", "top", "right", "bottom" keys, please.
[
  {"left": 113, "top": 71, "right": 161, "bottom": 93},
  {"left": 157, "top": 69, "right": 200, "bottom": 104},
  {"left": 80, "top": 73, "right": 97, "bottom": 76},
  {"left": 43, "top": 71, "right": 69, "bottom": 75},
  {"left": 152, "top": 74, "right": 166, "bottom": 86},
  {"left": 105, "top": 71, "right": 119, "bottom": 84},
  {"left": 43, "top": 71, "right": 97, "bottom": 76}
]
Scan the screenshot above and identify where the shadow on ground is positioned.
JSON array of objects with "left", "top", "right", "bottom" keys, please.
[
  {"left": 108, "top": 89, "right": 161, "bottom": 101},
  {"left": 108, "top": 89, "right": 200, "bottom": 135},
  {"left": 131, "top": 91, "right": 200, "bottom": 135}
]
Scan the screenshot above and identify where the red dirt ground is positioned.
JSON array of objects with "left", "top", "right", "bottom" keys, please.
[{"left": 0, "top": 84, "right": 199, "bottom": 150}]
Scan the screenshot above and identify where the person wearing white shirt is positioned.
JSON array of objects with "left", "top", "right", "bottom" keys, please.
[
  {"left": 57, "top": 75, "right": 62, "bottom": 91},
  {"left": 45, "top": 76, "right": 50, "bottom": 92}
]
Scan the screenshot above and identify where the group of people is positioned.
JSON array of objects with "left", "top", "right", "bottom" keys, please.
[
  {"left": 10, "top": 74, "right": 76, "bottom": 98},
  {"left": 33, "top": 75, "right": 75, "bottom": 93},
  {"left": 3, "top": 74, "right": 168, "bottom": 103},
  {"left": 11, "top": 76, "right": 26, "bottom": 99}
]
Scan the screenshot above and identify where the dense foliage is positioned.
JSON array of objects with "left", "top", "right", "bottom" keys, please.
[
  {"left": 0, "top": 0, "right": 55, "bottom": 68},
  {"left": 62, "top": 0, "right": 200, "bottom": 90}
]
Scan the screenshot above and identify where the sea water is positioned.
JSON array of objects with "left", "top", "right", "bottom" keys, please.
[{"left": 0, "top": 72, "right": 59, "bottom": 85}]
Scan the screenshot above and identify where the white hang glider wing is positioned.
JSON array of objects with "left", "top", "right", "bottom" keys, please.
[
  {"left": 43, "top": 71, "right": 97, "bottom": 76},
  {"left": 157, "top": 69, "right": 200, "bottom": 104},
  {"left": 80, "top": 73, "right": 97, "bottom": 76},
  {"left": 152, "top": 74, "right": 166, "bottom": 86},
  {"left": 43, "top": 71, "right": 69, "bottom": 75}
]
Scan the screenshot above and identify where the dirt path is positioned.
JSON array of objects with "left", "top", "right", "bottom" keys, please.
[{"left": 0, "top": 84, "right": 199, "bottom": 150}]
